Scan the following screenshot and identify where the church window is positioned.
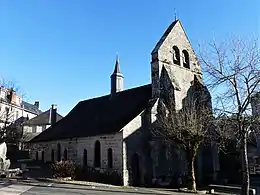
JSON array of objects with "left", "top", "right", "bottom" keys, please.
[
  {"left": 182, "top": 50, "right": 190, "bottom": 69},
  {"left": 35, "top": 151, "right": 38, "bottom": 161},
  {"left": 94, "top": 140, "right": 101, "bottom": 167},
  {"left": 41, "top": 151, "right": 45, "bottom": 162},
  {"left": 83, "top": 149, "right": 88, "bottom": 167},
  {"left": 107, "top": 148, "right": 113, "bottom": 168},
  {"left": 51, "top": 149, "right": 55, "bottom": 162},
  {"left": 172, "top": 46, "right": 180, "bottom": 65},
  {"left": 57, "top": 143, "right": 61, "bottom": 161},
  {"left": 64, "top": 149, "right": 68, "bottom": 161}
]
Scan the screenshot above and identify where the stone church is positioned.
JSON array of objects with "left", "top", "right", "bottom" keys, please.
[{"left": 29, "top": 19, "right": 219, "bottom": 186}]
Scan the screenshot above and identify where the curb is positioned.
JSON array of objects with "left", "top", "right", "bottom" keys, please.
[{"left": 36, "top": 178, "right": 120, "bottom": 188}]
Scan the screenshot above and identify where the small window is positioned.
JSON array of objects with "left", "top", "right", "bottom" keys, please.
[
  {"left": 51, "top": 149, "right": 55, "bottom": 162},
  {"left": 107, "top": 148, "right": 113, "bottom": 168},
  {"left": 5, "top": 107, "right": 9, "bottom": 114},
  {"left": 57, "top": 143, "right": 61, "bottom": 161},
  {"left": 83, "top": 149, "right": 88, "bottom": 167},
  {"left": 41, "top": 151, "right": 45, "bottom": 162},
  {"left": 182, "top": 50, "right": 190, "bottom": 69},
  {"left": 64, "top": 149, "right": 68, "bottom": 161},
  {"left": 16, "top": 111, "right": 19, "bottom": 119},
  {"left": 35, "top": 151, "right": 38, "bottom": 161},
  {"left": 32, "top": 126, "right": 37, "bottom": 133},
  {"left": 172, "top": 46, "right": 180, "bottom": 65},
  {"left": 94, "top": 140, "right": 101, "bottom": 167}
]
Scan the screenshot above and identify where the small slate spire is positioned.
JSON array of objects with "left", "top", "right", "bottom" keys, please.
[
  {"left": 113, "top": 54, "right": 120, "bottom": 74},
  {"left": 110, "top": 54, "right": 124, "bottom": 95}
]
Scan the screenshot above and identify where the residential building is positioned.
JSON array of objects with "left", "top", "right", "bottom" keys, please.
[
  {"left": 0, "top": 87, "right": 41, "bottom": 128},
  {"left": 21, "top": 104, "right": 63, "bottom": 148}
]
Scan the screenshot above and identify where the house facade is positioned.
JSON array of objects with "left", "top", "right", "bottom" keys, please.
[
  {"left": 29, "top": 19, "right": 219, "bottom": 186},
  {"left": 21, "top": 104, "right": 63, "bottom": 149},
  {"left": 0, "top": 87, "right": 41, "bottom": 128}
]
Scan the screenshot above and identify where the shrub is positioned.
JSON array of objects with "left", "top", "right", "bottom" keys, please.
[
  {"left": 75, "top": 166, "right": 122, "bottom": 185},
  {"left": 51, "top": 160, "right": 76, "bottom": 178}
]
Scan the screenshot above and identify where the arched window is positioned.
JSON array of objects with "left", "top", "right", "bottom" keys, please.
[
  {"left": 83, "top": 149, "right": 88, "bottom": 167},
  {"left": 94, "top": 140, "right": 101, "bottom": 167},
  {"left": 57, "top": 143, "right": 61, "bottom": 161},
  {"left": 35, "top": 151, "right": 38, "bottom": 161},
  {"left": 64, "top": 149, "right": 68, "bottom": 161},
  {"left": 107, "top": 148, "right": 113, "bottom": 168},
  {"left": 41, "top": 151, "right": 45, "bottom": 162},
  {"left": 182, "top": 50, "right": 190, "bottom": 69},
  {"left": 172, "top": 46, "right": 180, "bottom": 65},
  {"left": 51, "top": 149, "right": 55, "bottom": 162}
]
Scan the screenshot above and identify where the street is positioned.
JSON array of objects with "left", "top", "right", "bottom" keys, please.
[
  {"left": 0, "top": 179, "right": 182, "bottom": 195},
  {"left": 1, "top": 178, "right": 259, "bottom": 195}
]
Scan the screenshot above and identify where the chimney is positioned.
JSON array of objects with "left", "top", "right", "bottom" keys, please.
[
  {"left": 6, "top": 88, "right": 21, "bottom": 106},
  {"left": 34, "top": 101, "right": 40, "bottom": 109},
  {"left": 7, "top": 88, "right": 14, "bottom": 103},
  {"left": 49, "top": 104, "right": 57, "bottom": 126}
]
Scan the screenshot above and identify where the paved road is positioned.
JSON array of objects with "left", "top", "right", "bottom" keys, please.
[
  {"left": 2, "top": 178, "right": 258, "bottom": 195},
  {"left": 0, "top": 179, "right": 183, "bottom": 195}
]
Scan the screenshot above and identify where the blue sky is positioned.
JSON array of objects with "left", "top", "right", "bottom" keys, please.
[{"left": 0, "top": 0, "right": 259, "bottom": 116}]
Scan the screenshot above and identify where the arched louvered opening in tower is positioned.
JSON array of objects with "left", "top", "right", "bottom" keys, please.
[
  {"left": 172, "top": 46, "right": 180, "bottom": 65},
  {"left": 182, "top": 50, "right": 190, "bottom": 69}
]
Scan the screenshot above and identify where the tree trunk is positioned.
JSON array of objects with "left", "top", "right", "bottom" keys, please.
[
  {"left": 191, "top": 155, "right": 196, "bottom": 191},
  {"left": 241, "top": 134, "right": 250, "bottom": 195},
  {"left": 188, "top": 148, "right": 197, "bottom": 192}
]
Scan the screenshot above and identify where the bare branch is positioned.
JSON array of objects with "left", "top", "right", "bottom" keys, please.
[{"left": 199, "top": 37, "right": 260, "bottom": 194}]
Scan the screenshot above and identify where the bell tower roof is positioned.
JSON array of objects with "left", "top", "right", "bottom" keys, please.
[
  {"left": 110, "top": 54, "right": 124, "bottom": 95},
  {"left": 113, "top": 55, "right": 121, "bottom": 74}
]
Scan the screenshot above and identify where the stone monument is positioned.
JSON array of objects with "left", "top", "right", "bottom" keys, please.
[{"left": 0, "top": 142, "right": 11, "bottom": 174}]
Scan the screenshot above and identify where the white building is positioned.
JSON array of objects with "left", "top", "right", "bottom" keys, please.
[{"left": 0, "top": 87, "right": 41, "bottom": 128}]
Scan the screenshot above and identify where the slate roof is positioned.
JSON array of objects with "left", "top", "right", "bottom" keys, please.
[
  {"left": 0, "top": 97, "right": 41, "bottom": 115},
  {"left": 22, "top": 132, "right": 41, "bottom": 142},
  {"left": 23, "top": 109, "right": 63, "bottom": 126},
  {"left": 14, "top": 116, "right": 29, "bottom": 125},
  {"left": 22, "top": 101, "right": 42, "bottom": 115},
  {"left": 30, "top": 84, "right": 152, "bottom": 142}
]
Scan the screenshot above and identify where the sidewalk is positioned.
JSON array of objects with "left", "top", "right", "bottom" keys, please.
[{"left": 37, "top": 177, "right": 119, "bottom": 188}]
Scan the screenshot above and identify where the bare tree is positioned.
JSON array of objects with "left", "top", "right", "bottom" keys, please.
[
  {"left": 155, "top": 77, "right": 214, "bottom": 192},
  {"left": 200, "top": 38, "right": 260, "bottom": 195}
]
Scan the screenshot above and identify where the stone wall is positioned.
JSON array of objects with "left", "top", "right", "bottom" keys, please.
[
  {"left": 29, "top": 132, "right": 123, "bottom": 172},
  {"left": 248, "top": 144, "right": 260, "bottom": 174},
  {"left": 122, "top": 110, "right": 154, "bottom": 186}
]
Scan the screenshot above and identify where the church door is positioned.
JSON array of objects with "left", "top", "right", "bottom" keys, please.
[{"left": 131, "top": 153, "right": 141, "bottom": 186}]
